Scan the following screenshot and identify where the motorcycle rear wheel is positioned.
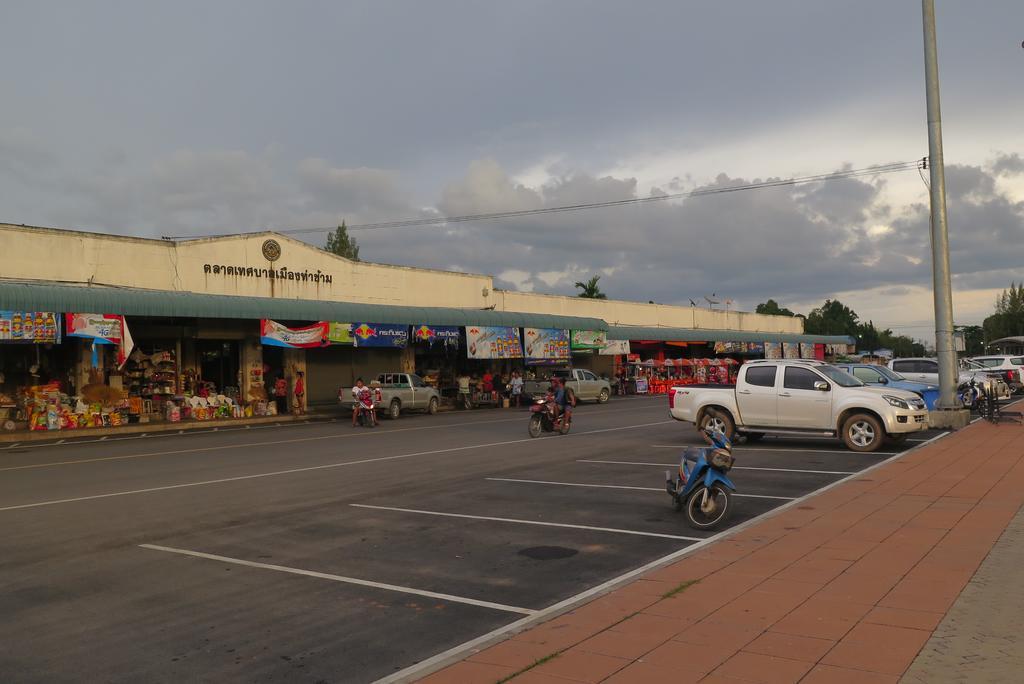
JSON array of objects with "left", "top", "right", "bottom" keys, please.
[
  {"left": 528, "top": 414, "right": 543, "bottom": 438},
  {"left": 684, "top": 485, "right": 731, "bottom": 530}
]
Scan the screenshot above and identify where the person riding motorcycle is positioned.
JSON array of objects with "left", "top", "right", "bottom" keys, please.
[
  {"left": 552, "top": 377, "right": 574, "bottom": 426},
  {"left": 351, "top": 378, "right": 376, "bottom": 427}
]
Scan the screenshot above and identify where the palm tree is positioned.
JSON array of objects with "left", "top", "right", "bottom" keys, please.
[{"left": 575, "top": 275, "right": 608, "bottom": 299}]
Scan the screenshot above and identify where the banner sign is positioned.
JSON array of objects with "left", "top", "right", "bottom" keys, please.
[
  {"left": 523, "top": 328, "right": 570, "bottom": 361},
  {"left": 571, "top": 329, "right": 607, "bottom": 350},
  {"left": 782, "top": 342, "right": 801, "bottom": 359},
  {"left": 799, "top": 343, "right": 816, "bottom": 359},
  {"left": 65, "top": 313, "right": 134, "bottom": 367},
  {"left": 466, "top": 326, "right": 523, "bottom": 359},
  {"left": 328, "top": 322, "right": 353, "bottom": 345},
  {"left": 713, "top": 341, "right": 745, "bottom": 354},
  {"left": 599, "top": 339, "right": 631, "bottom": 356},
  {"left": 746, "top": 342, "right": 765, "bottom": 354},
  {"left": 351, "top": 323, "right": 409, "bottom": 348},
  {"left": 764, "top": 342, "right": 782, "bottom": 359},
  {"left": 635, "top": 377, "right": 649, "bottom": 394},
  {"left": 260, "top": 320, "right": 329, "bottom": 348},
  {"left": 65, "top": 313, "right": 123, "bottom": 342},
  {"left": 413, "top": 325, "right": 461, "bottom": 347},
  {"left": 0, "top": 311, "right": 60, "bottom": 344}
]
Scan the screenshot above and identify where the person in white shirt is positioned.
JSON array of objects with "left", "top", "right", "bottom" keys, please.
[{"left": 510, "top": 370, "right": 524, "bottom": 407}]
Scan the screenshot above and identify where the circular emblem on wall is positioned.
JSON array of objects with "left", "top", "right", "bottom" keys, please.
[{"left": 262, "top": 239, "right": 281, "bottom": 262}]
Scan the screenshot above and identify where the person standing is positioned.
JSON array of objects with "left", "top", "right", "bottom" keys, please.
[
  {"left": 273, "top": 373, "right": 288, "bottom": 415},
  {"left": 293, "top": 371, "right": 305, "bottom": 415},
  {"left": 510, "top": 370, "right": 524, "bottom": 407}
]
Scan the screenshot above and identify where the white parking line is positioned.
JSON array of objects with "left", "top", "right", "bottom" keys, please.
[
  {"left": 649, "top": 444, "right": 899, "bottom": 456},
  {"left": 0, "top": 421, "right": 674, "bottom": 512},
  {"left": 486, "top": 477, "right": 795, "bottom": 501},
  {"left": 139, "top": 544, "right": 535, "bottom": 615},
  {"left": 349, "top": 504, "right": 702, "bottom": 541},
  {"left": 577, "top": 459, "right": 857, "bottom": 475}
]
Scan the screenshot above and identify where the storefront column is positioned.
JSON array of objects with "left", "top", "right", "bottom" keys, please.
[
  {"left": 240, "top": 337, "right": 264, "bottom": 402},
  {"left": 400, "top": 346, "right": 415, "bottom": 374}
]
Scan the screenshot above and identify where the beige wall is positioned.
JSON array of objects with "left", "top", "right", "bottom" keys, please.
[{"left": 3, "top": 224, "right": 802, "bottom": 334}]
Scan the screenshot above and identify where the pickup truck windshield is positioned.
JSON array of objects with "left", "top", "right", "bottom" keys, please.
[
  {"left": 875, "top": 366, "right": 906, "bottom": 382},
  {"left": 819, "top": 366, "right": 864, "bottom": 387}
]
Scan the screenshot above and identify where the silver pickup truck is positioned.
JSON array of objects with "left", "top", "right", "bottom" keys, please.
[
  {"left": 339, "top": 373, "right": 440, "bottom": 419},
  {"left": 522, "top": 369, "right": 612, "bottom": 404}
]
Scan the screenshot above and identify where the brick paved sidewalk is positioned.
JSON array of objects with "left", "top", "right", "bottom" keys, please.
[{"left": 417, "top": 419, "right": 1024, "bottom": 684}]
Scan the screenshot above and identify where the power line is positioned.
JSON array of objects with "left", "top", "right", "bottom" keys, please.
[{"left": 163, "top": 158, "right": 926, "bottom": 240}]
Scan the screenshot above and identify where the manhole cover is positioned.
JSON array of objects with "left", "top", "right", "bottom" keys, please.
[{"left": 518, "top": 546, "right": 578, "bottom": 561}]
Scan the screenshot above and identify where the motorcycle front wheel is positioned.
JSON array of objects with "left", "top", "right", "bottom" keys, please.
[
  {"left": 684, "top": 485, "right": 731, "bottom": 530},
  {"left": 528, "top": 414, "right": 543, "bottom": 438},
  {"left": 559, "top": 418, "right": 570, "bottom": 435}
]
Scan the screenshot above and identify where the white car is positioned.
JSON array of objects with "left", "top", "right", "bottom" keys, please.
[
  {"left": 669, "top": 359, "right": 928, "bottom": 452},
  {"left": 968, "top": 355, "right": 1024, "bottom": 392},
  {"left": 888, "top": 357, "right": 1011, "bottom": 403}
]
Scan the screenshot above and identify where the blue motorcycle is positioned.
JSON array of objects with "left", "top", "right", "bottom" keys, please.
[{"left": 665, "top": 421, "right": 737, "bottom": 530}]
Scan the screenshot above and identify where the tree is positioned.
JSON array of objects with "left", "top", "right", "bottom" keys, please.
[
  {"left": 756, "top": 299, "right": 796, "bottom": 317},
  {"left": 324, "top": 221, "right": 360, "bottom": 261},
  {"left": 804, "top": 299, "right": 860, "bottom": 336},
  {"left": 958, "top": 325, "right": 985, "bottom": 356},
  {"left": 575, "top": 276, "right": 608, "bottom": 299},
  {"left": 983, "top": 282, "right": 1024, "bottom": 342},
  {"left": 857, "top": 321, "right": 881, "bottom": 354}
]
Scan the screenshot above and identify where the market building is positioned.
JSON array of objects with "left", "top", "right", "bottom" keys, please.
[{"left": 0, "top": 223, "right": 853, "bottom": 432}]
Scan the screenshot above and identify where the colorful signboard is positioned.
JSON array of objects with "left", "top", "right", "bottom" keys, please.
[
  {"left": 764, "top": 342, "right": 782, "bottom": 359},
  {"left": 0, "top": 311, "right": 60, "bottom": 343},
  {"left": 351, "top": 323, "right": 409, "bottom": 348},
  {"left": 413, "top": 325, "right": 461, "bottom": 347},
  {"left": 466, "top": 326, "right": 523, "bottom": 359},
  {"left": 523, "top": 328, "right": 570, "bottom": 361},
  {"left": 260, "top": 320, "right": 329, "bottom": 348},
  {"left": 782, "top": 342, "right": 800, "bottom": 359},
  {"left": 799, "top": 343, "right": 816, "bottom": 359},
  {"left": 328, "top": 323, "right": 353, "bottom": 345},
  {"left": 65, "top": 313, "right": 134, "bottom": 367},
  {"left": 571, "top": 329, "right": 607, "bottom": 350},
  {"left": 598, "top": 339, "right": 631, "bottom": 356}
]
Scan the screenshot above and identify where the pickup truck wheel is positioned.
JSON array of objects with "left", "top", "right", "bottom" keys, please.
[
  {"left": 389, "top": 400, "right": 401, "bottom": 420},
  {"left": 699, "top": 411, "right": 734, "bottom": 440},
  {"left": 427, "top": 397, "right": 439, "bottom": 415},
  {"left": 842, "top": 413, "right": 883, "bottom": 452},
  {"left": 597, "top": 388, "right": 610, "bottom": 404}
]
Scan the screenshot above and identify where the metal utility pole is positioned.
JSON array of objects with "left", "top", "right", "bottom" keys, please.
[{"left": 922, "top": 0, "right": 958, "bottom": 410}]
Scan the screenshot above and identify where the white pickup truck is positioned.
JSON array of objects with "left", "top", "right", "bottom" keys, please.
[
  {"left": 339, "top": 373, "right": 440, "bottom": 419},
  {"left": 669, "top": 360, "right": 928, "bottom": 452}
]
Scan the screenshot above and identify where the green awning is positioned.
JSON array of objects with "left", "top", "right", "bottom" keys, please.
[
  {"left": 0, "top": 281, "right": 608, "bottom": 331},
  {"left": 607, "top": 325, "right": 854, "bottom": 346}
]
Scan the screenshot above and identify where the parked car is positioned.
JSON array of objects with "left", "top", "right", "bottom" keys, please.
[
  {"left": 833, "top": 363, "right": 940, "bottom": 410},
  {"left": 967, "top": 355, "right": 1024, "bottom": 392},
  {"left": 339, "top": 373, "right": 440, "bottom": 419},
  {"left": 669, "top": 359, "right": 928, "bottom": 452},
  {"left": 522, "top": 369, "right": 612, "bottom": 404},
  {"left": 888, "top": 357, "right": 1011, "bottom": 403}
]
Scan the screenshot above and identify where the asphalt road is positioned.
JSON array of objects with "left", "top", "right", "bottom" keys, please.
[{"left": 0, "top": 397, "right": 940, "bottom": 683}]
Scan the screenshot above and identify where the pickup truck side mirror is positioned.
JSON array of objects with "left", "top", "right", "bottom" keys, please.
[{"left": 814, "top": 381, "right": 830, "bottom": 392}]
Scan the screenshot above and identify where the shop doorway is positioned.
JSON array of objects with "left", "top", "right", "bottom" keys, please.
[{"left": 197, "top": 341, "right": 240, "bottom": 395}]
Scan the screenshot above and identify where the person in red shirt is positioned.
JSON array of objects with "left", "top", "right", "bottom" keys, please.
[
  {"left": 482, "top": 370, "right": 494, "bottom": 401},
  {"left": 293, "top": 371, "right": 305, "bottom": 415}
]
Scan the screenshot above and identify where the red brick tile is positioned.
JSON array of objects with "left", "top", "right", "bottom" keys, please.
[
  {"left": 708, "top": 590, "right": 803, "bottom": 629},
  {"left": 417, "top": 660, "right": 518, "bottom": 684},
  {"left": 645, "top": 556, "right": 730, "bottom": 584},
  {"left": 742, "top": 631, "right": 835, "bottom": 662},
  {"left": 770, "top": 599, "right": 872, "bottom": 641},
  {"left": 862, "top": 606, "right": 944, "bottom": 632},
  {"left": 576, "top": 628, "right": 672, "bottom": 660},
  {"left": 602, "top": 660, "right": 701, "bottom": 684},
  {"left": 773, "top": 556, "right": 852, "bottom": 584},
  {"left": 711, "top": 651, "right": 814, "bottom": 683},
  {"left": 607, "top": 612, "right": 691, "bottom": 641},
  {"left": 800, "top": 663, "right": 899, "bottom": 683},
  {"left": 641, "top": 638, "right": 731, "bottom": 675},
  {"left": 672, "top": 619, "right": 764, "bottom": 652},
  {"left": 531, "top": 649, "right": 629, "bottom": 683},
  {"left": 468, "top": 639, "right": 556, "bottom": 669},
  {"left": 822, "top": 623, "right": 931, "bottom": 675}
]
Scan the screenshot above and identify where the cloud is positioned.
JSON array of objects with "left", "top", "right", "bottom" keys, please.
[{"left": 992, "top": 153, "right": 1024, "bottom": 176}]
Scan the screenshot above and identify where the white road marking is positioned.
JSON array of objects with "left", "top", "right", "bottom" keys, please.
[
  {"left": 577, "top": 459, "right": 857, "bottom": 475},
  {"left": 649, "top": 444, "right": 899, "bottom": 456},
  {"left": 0, "top": 421, "right": 672, "bottom": 512},
  {"left": 139, "top": 544, "right": 535, "bottom": 615},
  {"left": 377, "top": 428, "right": 954, "bottom": 684},
  {"left": 486, "top": 477, "right": 796, "bottom": 501},
  {"left": 349, "top": 504, "right": 702, "bottom": 541}
]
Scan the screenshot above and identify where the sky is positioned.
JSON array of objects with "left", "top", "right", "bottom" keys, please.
[{"left": 2, "top": 1, "right": 1023, "bottom": 337}]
